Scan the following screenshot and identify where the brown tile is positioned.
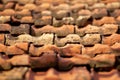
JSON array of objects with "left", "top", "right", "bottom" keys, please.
[
  {"left": 110, "top": 9, "right": 120, "bottom": 17},
  {"left": 30, "top": 52, "right": 57, "bottom": 69},
  {"left": 57, "top": 56, "right": 73, "bottom": 70},
  {"left": 34, "top": 16, "right": 52, "bottom": 26},
  {"left": 11, "top": 24, "right": 30, "bottom": 35},
  {"left": 92, "top": 8, "right": 108, "bottom": 19},
  {"left": 76, "top": 15, "right": 91, "bottom": 26}
]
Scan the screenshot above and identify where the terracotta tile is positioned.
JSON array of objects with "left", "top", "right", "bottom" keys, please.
[
  {"left": 31, "top": 25, "right": 74, "bottom": 37},
  {"left": 92, "top": 69, "right": 120, "bottom": 80},
  {"left": 23, "top": 4, "right": 37, "bottom": 10},
  {"left": 0, "top": 67, "right": 28, "bottom": 80},
  {"left": 35, "top": 3, "right": 52, "bottom": 11},
  {"left": 15, "top": 9, "right": 31, "bottom": 17},
  {"left": 6, "top": 42, "right": 29, "bottom": 55},
  {"left": 30, "top": 45, "right": 59, "bottom": 56},
  {"left": 89, "top": 3, "right": 106, "bottom": 9},
  {"left": 34, "top": 67, "right": 91, "bottom": 80},
  {"left": 8, "top": 54, "right": 30, "bottom": 66},
  {"left": 70, "top": 54, "right": 91, "bottom": 65},
  {"left": 0, "top": 9, "right": 15, "bottom": 16},
  {"left": 54, "top": 10, "right": 70, "bottom": 20},
  {"left": 111, "top": 42, "right": 120, "bottom": 51},
  {"left": 92, "top": 54, "right": 115, "bottom": 68},
  {"left": 93, "top": 17, "right": 116, "bottom": 26},
  {"left": 0, "top": 34, "right": 5, "bottom": 44},
  {"left": 78, "top": 9, "right": 92, "bottom": 16},
  {"left": 4, "top": 2, "right": 15, "bottom": 9},
  {"left": 92, "top": 8, "right": 108, "bottom": 19},
  {"left": 0, "top": 24, "right": 11, "bottom": 32},
  {"left": 102, "top": 34, "right": 120, "bottom": 46},
  {"left": 0, "top": 56, "right": 11, "bottom": 70},
  {"left": 18, "top": 0, "right": 34, "bottom": 4},
  {"left": 83, "top": 44, "right": 112, "bottom": 57},
  {"left": 60, "top": 44, "right": 83, "bottom": 57},
  {"left": 21, "top": 16, "right": 34, "bottom": 23},
  {"left": 0, "top": 44, "right": 6, "bottom": 53},
  {"left": 70, "top": 3, "right": 87, "bottom": 12}
]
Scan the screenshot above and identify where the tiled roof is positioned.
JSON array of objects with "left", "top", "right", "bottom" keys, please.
[{"left": 0, "top": 0, "right": 120, "bottom": 80}]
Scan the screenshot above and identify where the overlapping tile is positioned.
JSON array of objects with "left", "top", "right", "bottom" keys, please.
[{"left": 0, "top": 0, "right": 120, "bottom": 80}]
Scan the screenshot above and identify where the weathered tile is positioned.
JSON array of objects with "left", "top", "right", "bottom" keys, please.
[
  {"left": 8, "top": 54, "right": 30, "bottom": 66},
  {"left": 102, "top": 34, "right": 120, "bottom": 46},
  {"left": 31, "top": 25, "right": 74, "bottom": 37}
]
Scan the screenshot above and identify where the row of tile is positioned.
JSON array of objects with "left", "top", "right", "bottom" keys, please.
[
  {"left": 1, "top": 67, "right": 120, "bottom": 80},
  {"left": 0, "top": 24, "right": 119, "bottom": 36},
  {"left": 1, "top": 0, "right": 120, "bottom": 10},
  {"left": 0, "top": 47, "right": 117, "bottom": 70},
  {"left": 3, "top": 33, "right": 120, "bottom": 46},
  {"left": 0, "top": 42, "right": 120, "bottom": 69},
  {"left": 1, "top": 9, "right": 120, "bottom": 26},
  {"left": 1, "top": 42, "right": 120, "bottom": 56}
]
